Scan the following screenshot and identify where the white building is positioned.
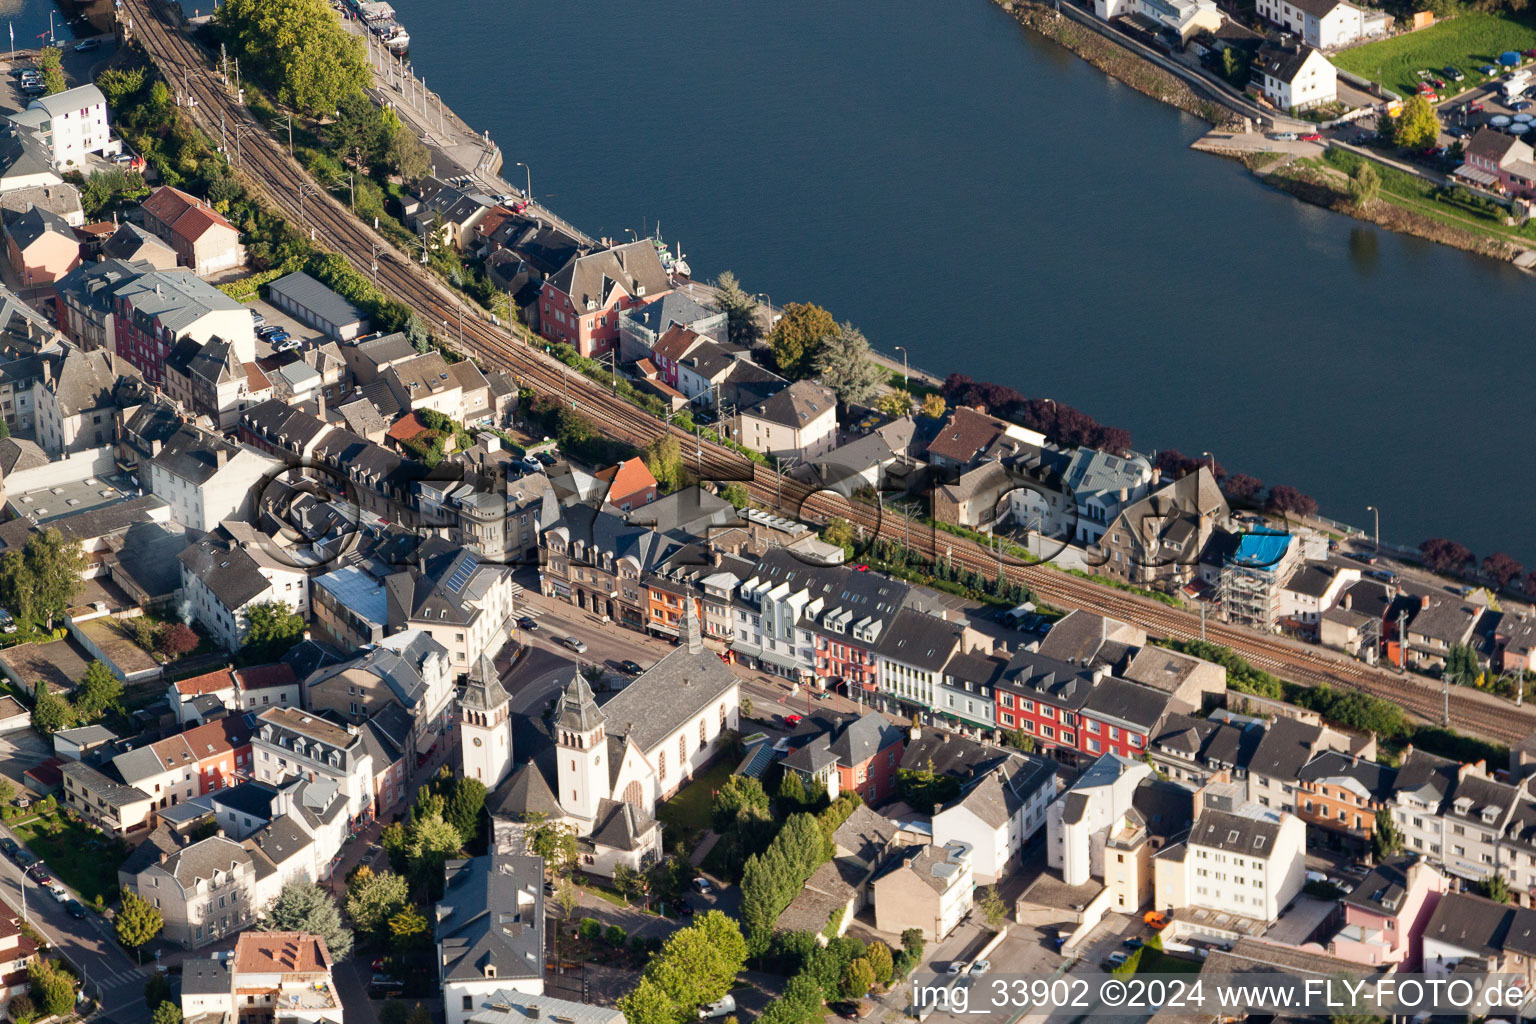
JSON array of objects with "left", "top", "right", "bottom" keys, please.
[
  {"left": 874, "top": 608, "right": 963, "bottom": 713},
  {"left": 733, "top": 379, "right": 838, "bottom": 462},
  {"left": 933, "top": 756, "right": 1058, "bottom": 883},
  {"left": 437, "top": 855, "right": 545, "bottom": 1024},
  {"left": 179, "top": 526, "right": 309, "bottom": 653},
  {"left": 385, "top": 538, "right": 518, "bottom": 673},
  {"left": 180, "top": 931, "right": 343, "bottom": 1024},
  {"left": 251, "top": 707, "right": 375, "bottom": 825},
  {"left": 7, "top": 84, "right": 120, "bottom": 169},
  {"left": 1254, "top": 0, "right": 1389, "bottom": 49},
  {"left": 459, "top": 655, "right": 513, "bottom": 790},
  {"left": 1048, "top": 753, "right": 1152, "bottom": 887},
  {"left": 1153, "top": 784, "right": 1306, "bottom": 935},
  {"left": 148, "top": 424, "right": 280, "bottom": 532},
  {"left": 1254, "top": 40, "right": 1338, "bottom": 112}
]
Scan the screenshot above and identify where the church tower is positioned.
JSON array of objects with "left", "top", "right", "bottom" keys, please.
[
  {"left": 460, "top": 654, "right": 513, "bottom": 789},
  {"left": 555, "top": 672, "right": 607, "bottom": 821}
]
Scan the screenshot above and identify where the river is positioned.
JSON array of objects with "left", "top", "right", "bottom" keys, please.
[{"left": 392, "top": 0, "right": 1533, "bottom": 565}]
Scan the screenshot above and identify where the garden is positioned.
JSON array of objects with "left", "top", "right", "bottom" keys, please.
[
  {"left": 1332, "top": 11, "right": 1536, "bottom": 98},
  {"left": 8, "top": 806, "right": 126, "bottom": 907}
]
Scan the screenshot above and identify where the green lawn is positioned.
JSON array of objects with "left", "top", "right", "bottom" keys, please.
[
  {"left": 1332, "top": 11, "right": 1536, "bottom": 99},
  {"left": 1315, "top": 148, "right": 1536, "bottom": 244},
  {"left": 10, "top": 812, "right": 125, "bottom": 906},
  {"left": 1135, "top": 949, "right": 1203, "bottom": 974},
  {"left": 656, "top": 760, "right": 736, "bottom": 840}
]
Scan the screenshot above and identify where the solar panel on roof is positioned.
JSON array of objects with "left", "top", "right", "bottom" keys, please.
[{"left": 445, "top": 554, "right": 479, "bottom": 593}]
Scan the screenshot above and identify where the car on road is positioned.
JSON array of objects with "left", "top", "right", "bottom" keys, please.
[
  {"left": 517, "top": 616, "right": 538, "bottom": 630},
  {"left": 947, "top": 961, "right": 968, "bottom": 974},
  {"left": 1104, "top": 952, "right": 1130, "bottom": 969},
  {"left": 782, "top": 713, "right": 802, "bottom": 727},
  {"left": 619, "top": 660, "right": 644, "bottom": 675},
  {"left": 1449, "top": 126, "right": 1472, "bottom": 138},
  {"left": 13, "top": 850, "right": 35, "bottom": 869},
  {"left": 969, "top": 960, "right": 992, "bottom": 975},
  {"left": 0, "top": 839, "right": 17, "bottom": 859},
  {"left": 1367, "top": 569, "right": 1400, "bottom": 584},
  {"left": 673, "top": 899, "right": 694, "bottom": 917},
  {"left": 698, "top": 996, "right": 736, "bottom": 1020},
  {"left": 1300, "top": 132, "right": 1322, "bottom": 141},
  {"left": 24, "top": 865, "right": 48, "bottom": 885},
  {"left": 48, "top": 884, "right": 67, "bottom": 904},
  {"left": 74, "top": 38, "right": 101, "bottom": 51},
  {"left": 831, "top": 1001, "right": 872, "bottom": 1019},
  {"left": 1268, "top": 131, "right": 1298, "bottom": 141},
  {"left": 65, "top": 899, "right": 85, "bottom": 919},
  {"left": 692, "top": 877, "right": 713, "bottom": 894},
  {"left": 1125, "top": 937, "right": 1146, "bottom": 950},
  {"left": 559, "top": 636, "right": 588, "bottom": 654}
]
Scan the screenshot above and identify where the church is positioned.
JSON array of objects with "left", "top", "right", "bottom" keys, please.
[{"left": 462, "top": 599, "right": 742, "bottom": 878}]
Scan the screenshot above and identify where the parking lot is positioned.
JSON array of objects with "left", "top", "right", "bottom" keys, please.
[{"left": 247, "top": 296, "right": 331, "bottom": 359}]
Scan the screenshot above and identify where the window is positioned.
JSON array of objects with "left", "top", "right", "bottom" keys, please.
[
  {"left": 699, "top": 720, "right": 706, "bottom": 745},
  {"left": 463, "top": 997, "right": 474, "bottom": 1011},
  {"left": 659, "top": 750, "right": 667, "bottom": 781},
  {"left": 679, "top": 734, "right": 687, "bottom": 763}
]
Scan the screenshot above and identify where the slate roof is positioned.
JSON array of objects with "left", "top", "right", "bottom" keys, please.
[
  {"left": 152, "top": 422, "right": 244, "bottom": 485},
  {"left": 925, "top": 406, "right": 1013, "bottom": 465},
  {"left": 1247, "top": 715, "right": 1323, "bottom": 781},
  {"left": 546, "top": 240, "right": 669, "bottom": 311},
  {"left": 180, "top": 957, "right": 232, "bottom": 996},
  {"left": 1080, "top": 675, "right": 1173, "bottom": 732},
  {"left": 1255, "top": 39, "right": 1328, "bottom": 85},
  {"left": 436, "top": 855, "right": 545, "bottom": 983},
  {"left": 598, "top": 641, "right": 738, "bottom": 754},
  {"left": 1394, "top": 747, "right": 1460, "bottom": 803},
  {"left": 832, "top": 804, "right": 900, "bottom": 865},
  {"left": 101, "top": 222, "right": 176, "bottom": 264},
  {"left": 898, "top": 728, "right": 1017, "bottom": 784},
  {"left": 0, "top": 126, "right": 53, "bottom": 180},
  {"left": 877, "top": 842, "right": 970, "bottom": 894},
  {"left": 1286, "top": 563, "right": 1336, "bottom": 599},
  {"left": 1, "top": 204, "right": 73, "bottom": 251},
  {"left": 493, "top": 761, "right": 563, "bottom": 821},
  {"left": 588, "top": 797, "right": 657, "bottom": 853},
  {"left": 950, "top": 757, "right": 1056, "bottom": 828},
  {"left": 115, "top": 269, "right": 246, "bottom": 333},
  {"left": 783, "top": 711, "right": 904, "bottom": 775},
  {"left": 58, "top": 760, "right": 148, "bottom": 808},
  {"left": 384, "top": 535, "right": 511, "bottom": 629},
  {"left": 462, "top": 654, "right": 510, "bottom": 712},
  {"left": 1407, "top": 594, "right": 1482, "bottom": 644},
  {"left": 1189, "top": 808, "right": 1283, "bottom": 856},
  {"left": 268, "top": 271, "right": 366, "bottom": 327},
  {"left": 1297, "top": 750, "right": 1397, "bottom": 799},
  {"left": 157, "top": 835, "right": 254, "bottom": 892},
  {"left": 874, "top": 608, "right": 964, "bottom": 671},
  {"left": 0, "top": 437, "right": 46, "bottom": 474},
  {"left": 745, "top": 378, "right": 835, "bottom": 429},
  {"left": 1424, "top": 891, "right": 1516, "bottom": 957},
  {"left": 1343, "top": 856, "right": 1425, "bottom": 917},
  {"left": 178, "top": 533, "right": 270, "bottom": 610}
]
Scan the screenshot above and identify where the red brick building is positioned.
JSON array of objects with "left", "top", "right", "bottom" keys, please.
[
  {"left": 538, "top": 240, "right": 671, "bottom": 358},
  {"left": 781, "top": 712, "right": 906, "bottom": 804},
  {"left": 994, "top": 650, "right": 1171, "bottom": 764}
]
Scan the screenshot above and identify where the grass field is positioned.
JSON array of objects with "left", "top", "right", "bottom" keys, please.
[
  {"left": 1332, "top": 12, "right": 1536, "bottom": 98},
  {"left": 10, "top": 812, "right": 123, "bottom": 906},
  {"left": 655, "top": 760, "right": 735, "bottom": 842},
  {"left": 1316, "top": 148, "right": 1536, "bottom": 244}
]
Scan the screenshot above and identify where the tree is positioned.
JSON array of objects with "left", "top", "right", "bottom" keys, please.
[
  {"left": 901, "top": 929, "right": 925, "bottom": 959},
  {"left": 976, "top": 884, "right": 1008, "bottom": 929},
  {"left": 813, "top": 322, "right": 885, "bottom": 405},
  {"left": 1444, "top": 643, "right": 1481, "bottom": 688},
  {"left": 768, "top": 302, "right": 838, "bottom": 379},
  {"left": 1219, "top": 45, "right": 1250, "bottom": 86},
  {"left": 876, "top": 391, "right": 914, "bottom": 418},
  {"left": 1371, "top": 807, "right": 1402, "bottom": 861},
  {"left": 74, "top": 660, "right": 124, "bottom": 722},
  {"left": 345, "top": 867, "right": 410, "bottom": 937},
  {"left": 1483, "top": 552, "right": 1524, "bottom": 589},
  {"left": 644, "top": 436, "right": 686, "bottom": 494},
  {"left": 159, "top": 622, "right": 200, "bottom": 658},
  {"left": 628, "top": 911, "right": 748, "bottom": 1024},
  {"left": 36, "top": 47, "right": 65, "bottom": 96},
  {"left": 215, "top": 0, "right": 370, "bottom": 115},
  {"left": 821, "top": 518, "right": 855, "bottom": 556},
  {"left": 129, "top": 617, "right": 158, "bottom": 651},
  {"left": 1347, "top": 161, "right": 1380, "bottom": 207},
  {"left": 1222, "top": 473, "right": 1265, "bottom": 504},
  {"left": 403, "top": 812, "right": 463, "bottom": 893},
  {"left": 388, "top": 905, "right": 429, "bottom": 949},
  {"left": 553, "top": 880, "right": 581, "bottom": 922},
  {"left": 741, "top": 696, "right": 754, "bottom": 719},
  {"left": 613, "top": 863, "right": 643, "bottom": 905},
  {"left": 261, "top": 880, "right": 353, "bottom": 961},
  {"left": 1477, "top": 873, "right": 1512, "bottom": 904},
  {"left": 329, "top": 89, "right": 390, "bottom": 171},
  {"left": 865, "top": 941, "right": 894, "bottom": 987},
  {"left": 30, "top": 681, "right": 72, "bottom": 736},
  {"left": 241, "top": 601, "right": 307, "bottom": 661},
  {"left": 709, "top": 271, "right": 764, "bottom": 349},
  {"left": 152, "top": 1002, "right": 183, "bottom": 1024},
  {"left": 386, "top": 121, "right": 432, "bottom": 182},
  {"left": 617, "top": 977, "right": 676, "bottom": 1024},
  {"left": 0, "top": 528, "right": 85, "bottom": 631},
  {"left": 1420, "top": 538, "right": 1475, "bottom": 574},
  {"left": 116, "top": 890, "right": 163, "bottom": 960},
  {"left": 720, "top": 483, "right": 750, "bottom": 508},
  {"left": 841, "top": 958, "right": 876, "bottom": 999},
  {"left": 144, "top": 973, "right": 173, "bottom": 1012},
  {"left": 1393, "top": 96, "right": 1440, "bottom": 150},
  {"left": 1265, "top": 485, "right": 1318, "bottom": 519},
  {"left": 919, "top": 393, "right": 946, "bottom": 419},
  {"left": 28, "top": 960, "right": 74, "bottom": 1018},
  {"left": 441, "top": 776, "right": 487, "bottom": 840},
  {"left": 378, "top": 1001, "right": 411, "bottom": 1024},
  {"left": 776, "top": 770, "right": 807, "bottom": 807},
  {"left": 79, "top": 167, "right": 151, "bottom": 219},
  {"left": 527, "top": 820, "right": 579, "bottom": 877}
]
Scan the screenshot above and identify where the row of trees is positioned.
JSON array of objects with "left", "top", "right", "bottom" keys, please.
[
  {"left": 214, "top": 0, "right": 371, "bottom": 115},
  {"left": 941, "top": 373, "right": 1132, "bottom": 453},
  {"left": 757, "top": 930, "right": 924, "bottom": 1024},
  {"left": 380, "top": 767, "right": 483, "bottom": 896},
  {"left": 739, "top": 792, "right": 863, "bottom": 952},
  {"left": 1153, "top": 449, "right": 1317, "bottom": 516},
  {"left": 31, "top": 662, "right": 125, "bottom": 735},
  {"left": 1420, "top": 538, "right": 1536, "bottom": 595}
]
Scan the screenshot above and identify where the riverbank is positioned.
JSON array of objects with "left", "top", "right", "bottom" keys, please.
[{"left": 996, "top": 0, "right": 1229, "bottom": 123}]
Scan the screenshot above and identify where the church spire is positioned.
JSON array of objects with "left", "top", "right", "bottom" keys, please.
[{"left": 682, "top": 594, "right": 702, "bottom": 654}]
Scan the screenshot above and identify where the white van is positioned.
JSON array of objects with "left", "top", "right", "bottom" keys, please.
[{"left": 698, "top": 996, "right": 736, "bottom": 1020}]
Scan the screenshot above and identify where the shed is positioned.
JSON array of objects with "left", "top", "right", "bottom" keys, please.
[
  {"left": 0, "top": 694, "right": 27, "bottom": 733},
  {"left": 266, "top": 271, "right": 369, "bottom": 341}
]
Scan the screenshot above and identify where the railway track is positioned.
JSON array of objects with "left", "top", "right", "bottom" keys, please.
[{"left": 120, "top": 0, "right": 1536, "bottom": 746}]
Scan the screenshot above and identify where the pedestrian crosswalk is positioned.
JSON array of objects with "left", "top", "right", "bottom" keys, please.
[{"left": 95, "top": 965, "right": 150, "bottom": 991}]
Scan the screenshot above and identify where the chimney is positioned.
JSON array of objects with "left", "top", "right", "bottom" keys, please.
[
  {"left": 1092, "top": 666, "right": 1108, "bottom": 685},
  {"left": 933, "top": 803, "right": 943, "bottom": 816},
  {"left": 214, "top": 447, "right": 228, "bottom": 467},
  {"left": 909, "top": 723, "right": 921, "bottom": 742},
  {"left": 216, "top": 829, "right": 225, "bottom": 839},
  {"left": 1343, "top": 592, "right": 1352, "bottom": 610},
  {"left": 317, "top": 391, "right": 326, "bottom": 420},
  {"left": 1420, "top": 594, "right": 1430, "bottom": 609}
]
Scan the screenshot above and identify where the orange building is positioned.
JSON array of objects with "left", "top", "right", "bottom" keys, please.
[{"left": 1296, "top": 750, "right": 1398, "bottom": 847}]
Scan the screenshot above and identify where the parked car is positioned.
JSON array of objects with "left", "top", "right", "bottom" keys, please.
[
  {"left": 0, "top": 839, "right": 17, "bottom": 859},
  {"left": 969, "top": 960, "right": 992, "bottom": 975},
  {"left": 1450, "top": 126, "right": 1472, "bottom": 138},
  {"left": 535, "top": 450, "right": 558, "bottom": 466},
  {"left": 1481, "top": 65, "right": 1500, "bottom": 76},
  {"left": 1124, "top": 937, "right": 1145, "bottom": 950},
  {"left": 692, "top": 877, "right": 713, "bottom": 895},
  {"left": 673, "top": 899, "right": 694, "bottom": 917},
  {"left": 520, "top": 455, "right": 542, "bottom": 473},
  {"left": 1104, "top": 952, "right": 1130, "bottom": 968},
  {"left": 1300, "top": 132, "right": 1322, "bottom": 141},
  {"left": 24, "top": 865, "right": 48, "bottom": 885},
  {"left": 517, "top": 616, "right": 538, "bottom": 630},
  {"left": 14, "top": 850, "right": 35, "bottom": 868},
  {"left": 698, "top": 996, "right": 735, "bottom": 1020},
  {"left": 48, "top": 884, "right": 67, "bottom": 904},
  {"left": 559, "top": 636, "right": 587, "bottom": 654},
  {"left": 65, "top": 899, "right": 85, "bottom": 919},
  {"left": 0, "top": 609, "right": 13, "bottom": 635},
  {"left": 265, "top": 330, "right": 291, "bottom": 346},
  {"left": 832, "top": 1002, "right": 872, "bottom": 1020},
  {"left": 619, "top": 660, "right": 644, "bottom": 675},
  {"left": 256, "top": 324, "right": 283, "bottom": 338},
  {"left": 1445, "top": 65, "right": 1466, "bottom": 81},
  {"left": 782, "top": 713, "right": 802, "bottom": 727},
  {"left": 947, "top": 961, "right": 969, "bottom": 974},
  {"left": 1268, "top": 131, "right": 1298, "bottom": 141},
  {"left": 74, "top": 38, "right": 101, "bottom": 51},
  {"left": 1512, "top": 100, "right": 1532, "bottom": 111}
]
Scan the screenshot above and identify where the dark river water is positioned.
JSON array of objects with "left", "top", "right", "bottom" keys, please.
[{"left": 392, "top": 0, "right": 1535, "bottom": 564}]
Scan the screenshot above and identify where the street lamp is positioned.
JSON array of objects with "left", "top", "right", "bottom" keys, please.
[
  {"left": 515, "top": 161, "right": 532, "bottom": 202},
  {"left": 1201, "top": 451, "right": 1215, "bottom": 474},
  {"left": 756, "top": 293, "right": 773, "bottom": 336},
  {"left": 893, "top": 345, "right": 908, "bottom": 395},
  {"left": 1366, "top": 505, "right": 1380, "bottom": 551}
]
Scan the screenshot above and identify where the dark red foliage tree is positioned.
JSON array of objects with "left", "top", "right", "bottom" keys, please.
[
  {"left": 1419, "top": 537, "right": 1475, "bottom": 574},
  {"left": 1482, "top": 552, "right": 1524, "bottom": 589},
  {"left": 1265, "top": 485, "right": 1318, "bottom": 518},
  {"left": 1222, "top": 474, "right": 1264, "bottom": 504},
  {"left": 158, "top": 622, "right": 200, "bottom": 658}
]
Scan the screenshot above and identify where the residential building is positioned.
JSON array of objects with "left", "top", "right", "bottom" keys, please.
[
  {"left": 1062, "top": 447, "right": 1155, "bottom": 546},
  {"left": 1149, "top": 711, "right": 1263, "bottom": 790},
  {"left": 537, "top": 240, "right": 672, "bottom": 358},
  {"left": 1253, "top": 38, "right": 1338, "bottom": 112},
  {"left": 874, "top": 608, "right": 965, "bottom": 715},
  {"left": 179, "top": 526, "right": 309, "bottom": 651},
  {"left": 139, "top": 186, "right": 245, "bottom": 277},
  {"left": 384, "top": 537, "right": 518, "bottom": 672},
  {"left": 6, "top": 84, "right": 119, "bottom": 168},
  {"left": 1422, "top": 891, "right": 1527, "bottom": 977},
  {"left": 933, "top": 755, "right": 1057, "bottom": 882},
  {"left": 180, "top": 931, "right": 343, "bottom": 1024},
  {"left": 594, "top": 458, "right": 657, "bottom": 511},
  {"left": 406, "top": 177, "right": 495, "bottom": 250},
  {"left": 1105, "top": 779, "right": 1195, "bottom": 913},
  {"left": 59, "top": 759, "right": 152, "bottom": 835},
  {"left": 1120, "top": 644, "right": 1228, "bottom": 711},
  {"left": 1095, "top": 469, "right": 1229, "bottom": 592},
  {"left": 168, "top": 664, "right": 300, "bottom": 725},
  {"left": 734, "top": 379, "right": 837, "bottom": 461},
  {"left": 1459, "top": 128, "right": 1536, "bottom": 198},
  {"left": 127, "top": 835, "right": 267, "bottom": 949},
  {"left": 781, "top": 712, "right": 906, "bottom": 804},
  {"left": 1218, "top": 531, "right": 1302, "bottom": 630},
  {"left": 0, "top": 126, "right": 61, "bottom": 192},
  {"left": 0, "top": 182, "right": 82, "bottom": 227},
  {"left": 52, "top": 257, "right": 149, "bottom": 354},
  {"left": 616, "top": 288, "right": 725, "bottom": 362},
  {"left": 872, "top": 840, "right": 975, "bottom": 941},
  {"left": 464, "top": 995, "right": 623, "bottom": 1024},
  {"left": 924, "top": 406, "right": 1048, "bottom": 471},
  {"left": 34, "top": 343, "right": 135, "bottom": 455},
  {"left": 1295, "top": 750, "right": 1397, "bottom": 852},
  {"left": 436, "top": 855, "right": 545, "bottom": 1024},
  {"left": 1254, "top": 0, "right": 1389, "bottom": 49},
  {"left": 252, "top": 707, "right": 376, "bottom": 823},
  {"left": 111, "top": 269, "right": 255, "bottom": 384},
  {"left": 938, "top": 651, "right": 1006, "bottom": 734},
  {"left": 304, "top": 630, "right": 456, "bottom": 763},
  {"left": 1403, "top": 592, "right": 1483, "bottom": 672},
  {"left": 111, "top": 716, "right": 253, "bottom": 812},
  {"left": 996, "top": 651, "right": 1173, "bottom": 764},
  {"left": 98, "top": 221, "right": 177, "bottom": 269},
  {"left": 1152, "top": 783, "right": 1307, "bottom": 937},
  {"left": 163, "top": 337, "right": 268, "bottom": 432},
  {"left": 2, "top": 205, "right": 78, "bottom": 288},
  {"left": 1331, "top": 857, "right": 1448, "bottom": 970},
  {"left": 1048, "top": 753, "right": 1152, "bottom": 887}
]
